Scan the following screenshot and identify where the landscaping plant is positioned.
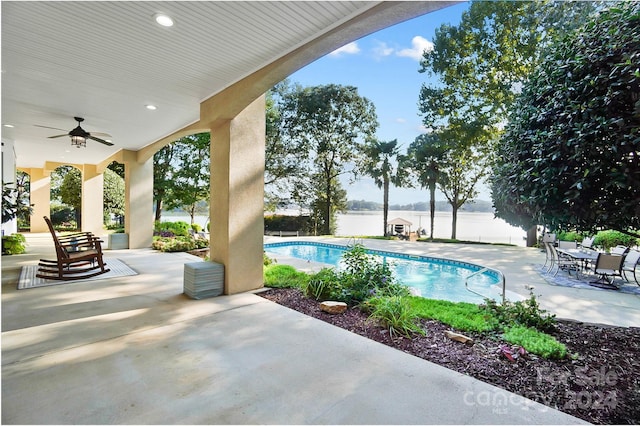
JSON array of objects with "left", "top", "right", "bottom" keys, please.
[
  {"left": 366, "top": 296, "right": 426, "bottom": 338},
  {"left": 264, "top": 264, "right": 309, "bottom": 289},
  {"left": 2, "top": 233, "right": 27, "bottom": 255},
  {"left": 502, "top": 325, "right": 567, "bottom": 359},
  {"left": 482, "top": 293, "right": 557, "bottom": 333}
]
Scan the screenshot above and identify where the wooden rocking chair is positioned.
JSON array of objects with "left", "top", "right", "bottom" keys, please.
[{"left": 37, "top": 216, "right": 110, "bottom": 280}]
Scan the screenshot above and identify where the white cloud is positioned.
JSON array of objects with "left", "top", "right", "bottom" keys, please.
[
  {"left": 329, "top": 42, "right": 360, "bottom": 57},
  {"left": 372, "top": 41, "right": 394, "bottom": 59},
  {"left": 395, "top": 118, "right": 407, "bottom": 124},
  {"left": 397, "top": 36, "right": 434, "bottom": 61}
]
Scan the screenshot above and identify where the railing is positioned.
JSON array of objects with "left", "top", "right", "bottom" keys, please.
[
  {"left": 465, "top": 267, "right": 506, "bottom": 304},
  {"left": 265, "top": 230, "right": 299, "bottom": 237}
]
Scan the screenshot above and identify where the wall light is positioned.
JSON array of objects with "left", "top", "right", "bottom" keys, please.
[{"left": 145, "top": 104, "right": 157, "bottom": 111}]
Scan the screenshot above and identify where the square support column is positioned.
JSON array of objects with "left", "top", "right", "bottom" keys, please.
[
  {"left": 125, "top": 158, "right": 154, "bottom": 249},
  {"left": 81, "top": 165, "right": 104, "bottom": 236},
  {"left": 28, "top": 168, "right": 51, "bottom": 233},
  {"left": 209, "top": 95, "right": 265, "bottom": 294}
]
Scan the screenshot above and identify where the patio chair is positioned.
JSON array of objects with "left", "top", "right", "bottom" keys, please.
[
  {"left": 610, "top": 245, "right": 629, "bottom": 256},
  {"left": 542, "top": 241, "right": 554, "bottom": 272},
  {"left": 36, "top": 216, "right": 110, "bottom": 280},
  {"left": 548, "top": 243, "right": 581, "bottom": 277},
  {"left": 558, "top": 240, "right": 578, "bottom": 250},
  {"left": 541, "top": 234, "right": 556, "bottom": 271},
  {"left": 579, "top": 236, "right": 596, "bottom": 251},
  {"left": 590, "top": 253, "right": 625, "bottom": 288},
  {"left": 622, "top": 249, "right": 640, "bottom": 285}
]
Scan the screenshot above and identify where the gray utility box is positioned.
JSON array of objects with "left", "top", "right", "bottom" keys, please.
[
  {"left": 184, "top": 261, "right": 224, "bottom": 299},
  {"left": 107, "top": 233, "right": 129, "bottom": 250}
]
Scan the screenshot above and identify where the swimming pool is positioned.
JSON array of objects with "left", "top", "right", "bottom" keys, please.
[{"left": 264, "top": 241, "right": 504, "bottom": 304}]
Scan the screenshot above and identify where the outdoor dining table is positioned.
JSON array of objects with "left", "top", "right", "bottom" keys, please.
[{"left": 556, "top": 248, "right": 600, "bottom": 274}]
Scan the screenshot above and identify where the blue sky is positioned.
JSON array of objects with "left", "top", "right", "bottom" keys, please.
[{"left": 287, "top": 2, "right": 490, "bottom": 205}]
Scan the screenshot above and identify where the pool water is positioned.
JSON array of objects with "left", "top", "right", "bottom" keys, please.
[{"left": 264, "top": 242, "right": 502, "bottom": 304}]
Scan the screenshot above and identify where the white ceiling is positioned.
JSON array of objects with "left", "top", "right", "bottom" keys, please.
[{"left": 1, "top": 1, "right": 453, "bottom": 169}]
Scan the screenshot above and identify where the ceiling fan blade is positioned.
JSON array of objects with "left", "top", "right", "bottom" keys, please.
[
  {"left": 48, "top": 134, "right": 69, "bottom": 139},
  {"left": 35, "top": 124, "right": 68, "bottom": 131},
  {"left": 88, "top": 135, "right": 114, "bottom": 146},
  {"left": 90, "top": 132, "right": 112, "bottom": 138}
]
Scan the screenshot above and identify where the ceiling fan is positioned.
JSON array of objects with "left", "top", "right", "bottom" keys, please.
[{"left": 36, "top": 117, "right": 114, "bottom": 147}]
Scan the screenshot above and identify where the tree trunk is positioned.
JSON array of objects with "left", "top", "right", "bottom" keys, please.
[
  {"left": 451, "top": 206, "right": 458, "bottom": 240},
  {"left": 383, "top": 177, "right": 389, "bottom": 236},
  {"left": 526, "top": 225, "right": 537, "bottom": 247},
  {"left": 189, "top": 205, "right": 196, "bottom": 225},
  {"left": 324, "top": 174, "right": 332, "bottom": 235},
  {"left": 429, "top": 184, "right": 436, "bottom": 240},
  {"left": 154, "top": 199, "right": 162, "bottom": 222}
]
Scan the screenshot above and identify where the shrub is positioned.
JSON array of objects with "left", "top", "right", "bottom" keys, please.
[
  {"left": 193, "top": 237, "right": 208, "bottom": 249},
  {"left": 50, "top": 205, "right": 75, "bottom": 226},
  {"left": 264, "top": 264, "right": 309, "bottom": 289},
  {"left": 264, "top": 252, "right": 273, "bottom": 266},
  {"left": 151, "top": 236, "right": 196, "bottom": 252},
  {"left": 304, "top": 268, "right": 341, "bottom": 301},
  {"left": 556, "top": 231, "right": 584, "bottom": 242},
  {"left": 366, "top": 296, "right": 426, "bottom": 338},
  {"left": 264, "top": 214, "right": 312, "bottom": 234},
  {"left": 482, "top": 294, "right": 556, "bottom": 333},
  {"left": 337, "top": 244, "right": 408, "bottom": 305},
  {"left": 2, "top": 233, "right": 26, "bottom": 255},
  {"left": 593, "top": 230, "right": 639, "bottom": 252},
  {"left": 191, "top": 223, "right": 202, "bottom": 233},
  {"left": 154, "top": 221, "right": 191, "bottom": 237},
  {"left": 503, "top": 325, "right": 567, "bottom": 359}
]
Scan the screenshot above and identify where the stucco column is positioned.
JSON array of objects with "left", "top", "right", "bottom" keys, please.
[
  {"left": 81, "top": 164, "right": 104, "bottom": 236},
  {"left": 124, "top": 158, "right": 154, "bottom": 248},
  {"left": 209, "top": 95, "right": 265, "bottom": 294},
  {"left": 28, "top": 168, "right": 51, "bottom": 233}
]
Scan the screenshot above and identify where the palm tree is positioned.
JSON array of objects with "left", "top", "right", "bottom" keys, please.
[
  {"left": 405, "top": 133, "right": 449, "bottom": 240},
  {"left": 360, "top": 138, "right": 404, "bottom": 236}
]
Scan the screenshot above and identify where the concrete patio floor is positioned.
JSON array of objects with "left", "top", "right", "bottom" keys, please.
[{"left": 3, "top": 233, "right": 636, "bottom": 424}]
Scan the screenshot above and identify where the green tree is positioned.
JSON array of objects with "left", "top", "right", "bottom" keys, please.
[
  {"left": 419, "top": 0, "right": 597, "bottom": 131},
  {"left": 264, "top": 80, "right": 307, "bottom": 211},
  {"left": 404, "top": 133, "right": 449, "bottom": 240},
  {"left": 59, "top": 167, "right": 82, "bottom": 228},
  {"left": 161, "top": 133, "right": 211, "bottom": 225},
  {"left": 418, "top": 1, "right": 597, "bottom": 244},
  {"left": 439, "top": 145, "right": 487, "bottom": 239},
  {"left": 153, "top": 143, "right": 179, "bottom": 222},
  {"left": 491, "top": 2, "right": 640, "bottom": 238},
  {"left": 359, "top": 138, "right": 405, "bottom": 236},
  {"left": 282, "top": 84, "right": 378, "bottom": 234},
  {"left": 103, "top": 168, "right": 125, "bottom": 224}
]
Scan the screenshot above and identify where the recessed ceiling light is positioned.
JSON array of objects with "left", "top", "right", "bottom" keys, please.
[
  {"left": 153, "top": 13, "right": 174, "bottom": 27},
  {"left": 3, "top": 124, "right": 14, "bottom": 128},
  {"left": 145, "top": 104, "right": 157, "bottom": 111}
]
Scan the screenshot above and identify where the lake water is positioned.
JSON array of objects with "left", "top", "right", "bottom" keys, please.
[
  {"left": 336, "top": 211, "right": 526, "bottom": 246},
  {"left": 162, "top": 209, "right": 527, "bottom": 246}
]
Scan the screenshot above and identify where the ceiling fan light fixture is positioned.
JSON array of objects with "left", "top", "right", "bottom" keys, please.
[
  {"left": 71, "top": 135, "right": 87, "bottom": 148},
  {"left": 153, "top": 13, "right": 174, "bottom": 27}
]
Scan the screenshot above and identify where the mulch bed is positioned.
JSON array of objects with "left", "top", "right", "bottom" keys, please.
[{"left": 259, "top": 287, "right": 640, "bottom": 425}]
